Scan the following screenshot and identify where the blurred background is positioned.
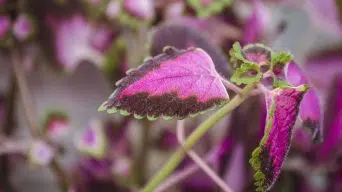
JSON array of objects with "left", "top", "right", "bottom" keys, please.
[{"left": 0, "top": 0, "right": 341, "bottom": 191}]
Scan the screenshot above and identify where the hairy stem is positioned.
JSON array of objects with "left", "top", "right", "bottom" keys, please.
[
  {"left": 142, "top": 82, "right": 257, "bottom": 192},
  {"left": 176, "top": 120, "right": 232, "bottom": 192},
  {"left": 11, "top": 50, "right": 69, "bottom": 192}
]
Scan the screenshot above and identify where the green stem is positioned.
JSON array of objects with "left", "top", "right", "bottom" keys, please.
[
  {"left": 142, "top": 83, "right": 257, "bottom": 192},
  {"left": 132, "top": 120, "right": 151, "bottom": 186}
]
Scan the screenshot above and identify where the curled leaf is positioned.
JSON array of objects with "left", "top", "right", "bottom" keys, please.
[
  {"left": 249, "top": 85, "right": 308, "bottom": 191},
  {"left": 242, "top": 44, "right": 272, "bottom": 71},
  {"left": 99, "top": 47, "right": 229, "bottom": 120},
  {"left": 230, "top": 62, "right": 262, "bottom": 85}
]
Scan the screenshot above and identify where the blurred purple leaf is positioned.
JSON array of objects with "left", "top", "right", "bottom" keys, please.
[
  {"left": 106, "top": 0, "right": 121, "bottom": 19},
  {"left": 215, "top": 134, "right": 235, "bottom": 176},
  {"left": 47, "top": 14, "right": 114, "bottom": 72},
  {"left": 12, "top": 14, "right": 35, "bottom": 41},
  {"left": 111, "top": 156, "right": 131, "bottom": 178},
  {"left": 76, "top": 120, "right": 107, "bottom": 159},
  {"left": 223, "top": 143, "right": 246, "bottom": 192},
  {"left": 156, "top": 128, "right": 178, "bottom": 151},
  {"left": 123, "top": 0, "right": 154, "bottom": 20},
  {"left": 307, "top": 0, "right": 342, "bottom": 36},
  {"left": 242, "top": 0, "right": 270, "bottom": 44},
  {"left": 28, "top": 140, "right": 55, "bottom": 167},
  {"left": 0, "top": 15, "right": 10, "bottom": 46},
  {"left": 304, "top": 48, "right": 342, "bottom": 90},
  {"left": 317, "top": 75, "right": 342, "bottom": 161},
  {"left": 80, "top": 157, "right": 113, "bottom": 180},
  {"left": 285, "top": 61, "right": 322, "bottom": 143}
]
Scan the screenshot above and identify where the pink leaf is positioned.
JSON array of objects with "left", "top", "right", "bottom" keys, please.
[
  {"left": 99, "top": 47, "right": 229, "bottom": 120},
  {"left": 151, "top": 23, "right": 231, "bottom": 77},
  {"left": 249, "top": 85, "right": 308, "bottom": 191}
]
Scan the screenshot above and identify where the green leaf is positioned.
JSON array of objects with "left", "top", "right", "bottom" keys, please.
[
  {"left": 187, "top": 0, "right": 233, "bottom": 18},
  {"left": 229, "top": 42, "right": 247, "bottom": 69},
  {"left": 271, "top": 51, "right": 293, "bottom": 68},
  {"left": 230, "top": 42, "right": 244, "bottom": 61},
  {"left": 230, "top": 62, "right": 262, "bottom": 85},
  {"left": 272, "top": 79, "right": 291, "bottom": 88},
  {"left": 103, "top": 37, "right": 125, "bottom": 81}
]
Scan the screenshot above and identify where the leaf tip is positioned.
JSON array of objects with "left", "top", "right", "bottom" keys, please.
[{"left": 98, "top": 101, "right": 108, "bottom": 112}]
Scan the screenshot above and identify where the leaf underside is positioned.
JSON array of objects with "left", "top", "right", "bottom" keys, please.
[{"left": 99, "top": 47, "right": 229, "bottom": 120}]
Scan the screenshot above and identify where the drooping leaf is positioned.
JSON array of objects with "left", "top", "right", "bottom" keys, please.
[
  {"left": 187, "top": 0, "right": 232, "bottom": 18},
  {"left": 285, "top": 61, "right": 322, "bottom": 143},
  {"left": 249, "top": 85, "right": 308, "bottom": 191},
  {"left": 150, "top": 23, "right": 231, "bottom": 77},
  {"left": 99, "top": 47, "right": 229, "bottom": 120}
]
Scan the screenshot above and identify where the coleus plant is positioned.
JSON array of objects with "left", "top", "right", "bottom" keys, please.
[{"left": 98, "top": 42, "right": 321, "bottom": 191}]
